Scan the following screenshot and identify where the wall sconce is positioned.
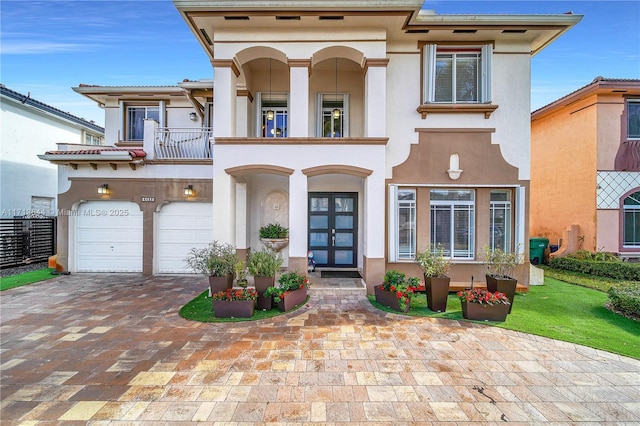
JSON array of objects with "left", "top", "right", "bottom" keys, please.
[
  {"left": 184, "top": 185, "right": 194, "bottom": 196},
  {"left": 97, "top": 184, "right": 109, "bottom": 195},
  {"left": 447, "top": 154, "right": 463, "bottom": 180},
  {"left": 189, "top": 112, "right": 198, "bottom": 121}
]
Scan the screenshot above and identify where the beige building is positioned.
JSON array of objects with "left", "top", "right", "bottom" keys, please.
[
  {"left": 530, "top": 77, "right": 640, "bottom": 259},
  {"left": 40, "top": 1, "right": 581, "bottom": 291}
]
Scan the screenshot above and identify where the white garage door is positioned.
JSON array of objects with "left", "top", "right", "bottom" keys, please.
[
  {"left": 157, "top": 202, "right": 213, "bottom": 273},
  {"left": 76, "top": 201, "right": 143, "bottom": 272}
]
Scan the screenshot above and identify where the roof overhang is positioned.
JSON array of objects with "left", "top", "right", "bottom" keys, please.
[{"left": 38, "top": 148, "right": 146, "bottom": 170}]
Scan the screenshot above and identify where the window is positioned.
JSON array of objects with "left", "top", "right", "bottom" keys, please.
[
  {"left": 31, "top": 196, "right": 54, "bottom": 216},
  {"left": 316, "top": 93, "right": 349, "bottom": 137},
  {"left": 259, "top": 93, "right": 288, "bottom": 138},
  {"left": 84, "top": 133, "right": 103, "bottom": 145},
  {"left": 623, "top": 191, "right": 640, "bottom": 247},
  {"left": 120, "top": 102, "right": 163, "bottom": 141},
  {"left": 423, "top": 44, "right": 492, "bottom": 104},
  {"left": 396, "top": 189, "right": 416, "bottom": 260},
  {"left": 490, "top": 191, "right": 512, "bottom": 251},
  {"left": 430, "top": 189, "right": 475, "bottom": 259},
  {"left": 628, "top": 99, "right": 640, "bottom": 139}
]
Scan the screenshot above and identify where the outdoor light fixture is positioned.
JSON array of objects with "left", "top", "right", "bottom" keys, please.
[
  {"left": 267, "top": 58, "right": 274, "bottom": 121},
  {"left": 189, "top": 112, "right": 198, "bottom": 121},
  {"left": 184, "top": 185, "right": 194, "bottom": 196},
  {"left": 97, "top": 184, "right": 109, "bottom": 195},
  {"left": 332, "top": 57, "right": 341, "bottom": 119}
]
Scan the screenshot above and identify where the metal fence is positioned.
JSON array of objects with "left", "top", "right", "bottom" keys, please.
[
  {"left": 0, "top": 218, "right": 56, "bottom": 269},
  {"left": 154, "top": 127, "right": 213, "bottom": 159}
]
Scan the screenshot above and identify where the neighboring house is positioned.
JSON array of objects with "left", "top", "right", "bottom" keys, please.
[
  {"left": 530, "top": 77, "right": 640, "bottom": 259},
  {"left": 39, "top": 1, "right": 581, "bottom": 292},
  {"left": 1, "top": 84, "right": 104, "bottom": 218}
]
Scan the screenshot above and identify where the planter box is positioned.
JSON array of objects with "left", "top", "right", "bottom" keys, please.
[
  {"left": 374, "top": 286, "right": 410, "bottom": 313},
  {"left": 212, "top": 299, "right": 255, "bottom": 318},
  {"left": 425, "top": 275, "right": 450, "bottom": 312},
  {"left": 486, "top": 275, "right": 517, "bottom": 313},
  {"left": 461, "top": 301, "right": 509, "bottom": 322},
  {"left": 209, "top": 275, "right": 233, "bottom": 295},
  {"left": 276, "top": 287, "right": 308, "bottom": 312},
  {"left": 254, "top": 276, "right": 275, "bottom": 310}
]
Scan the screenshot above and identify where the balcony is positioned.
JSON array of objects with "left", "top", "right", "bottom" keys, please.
[
  {"left": 153, "top": 127, "right": 213, "bottom": 160},
  {"left": 615, "top": 140, "right": 640, "bottom": 171}
]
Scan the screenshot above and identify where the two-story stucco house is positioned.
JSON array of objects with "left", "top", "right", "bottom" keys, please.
[
  {"left": 1, "top": 84, "right": 104, "bottom": 218},
  {"left": 39, "top": 1, "right": 581, "bottom": 293},
  {"left": 531, "top": 77, "right": 640, "bottom": 260}
]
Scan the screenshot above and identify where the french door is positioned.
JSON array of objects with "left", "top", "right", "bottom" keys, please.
[{"left": 308, "top": 193, "right": 357, "bottom": 268}]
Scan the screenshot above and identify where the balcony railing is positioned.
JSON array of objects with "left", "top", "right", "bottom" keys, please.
[
  {"left": 615, "top": 140, "right": 640, "bottom": 171},
  {"left": 154, "top": 127, "right": 213, "bottom": 159}
]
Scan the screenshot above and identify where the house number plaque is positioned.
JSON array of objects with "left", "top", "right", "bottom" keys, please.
[{"left": 141, "top": 196, "right": 155, "bottom": 202}]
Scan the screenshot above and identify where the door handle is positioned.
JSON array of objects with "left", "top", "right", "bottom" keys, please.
[{"left": 331, "top": 235, "right": 335, "bottom": 247}]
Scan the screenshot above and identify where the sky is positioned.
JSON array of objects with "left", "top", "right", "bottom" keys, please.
[{"left": 1, "top": 0, "right": 639, "bottom": 128}]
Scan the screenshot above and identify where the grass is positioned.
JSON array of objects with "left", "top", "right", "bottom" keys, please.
[
  {"left": 370, "top": 275, "right": 640, "bottom": 360},
  {"left": 179, "top": 290, "right": 309, "bottom": 322},
  {"left": 0, "top": 268, "right": 57, "bottom": 291}
]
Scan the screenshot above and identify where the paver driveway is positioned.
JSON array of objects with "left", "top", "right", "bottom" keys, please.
[{"left": 1, "top": 273, "right": 640, "bottom": 424}]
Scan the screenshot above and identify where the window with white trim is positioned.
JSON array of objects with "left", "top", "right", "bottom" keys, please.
[
  {"left": 396, "top": 189, "right": 416, "bottom": 260},
  {"left": 490, "top": 190, "right": 512, "bottom": 252},
  {"left": 84, "top": 132, "right": 103, "bottom": 146},
  {"left": 627, "top": 99, "right": 640, "bottom": 140},
  {"left": 430, "top": 189, "right": 475, "bottom": 259},
  {"left": 423, "top": 44, "right": 492, "bottom": 104},
  {"left": 127, "top": 106, "right": 159, "bottom": 141},
  {"left": 623, "top": 191, "right": 640, "bottom": 247},
  {"left": 258, "top": 92, "right": 288, "bottom": 138},
  {"left": 316, "top": 93, "right": 348, "bottom": 137}
]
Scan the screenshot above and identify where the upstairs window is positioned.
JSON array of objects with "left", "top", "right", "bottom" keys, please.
[
  {"left": 316, "top": 93, "right": 349, "bottom": 137},
  {"left": 84, "top": 132, "right": 103, "bottom": 146},
  {"left": 258, "top": 92, "right": 288, "bottom": 138},
  {"left": 120, "top": 101, "right": 164, "bottom": 142},
  {"left": 627, "top": 99, "right": 640, "bottom": 140},
  {"left": 423, "top": 44, "right": 492, "bottom": 104}
]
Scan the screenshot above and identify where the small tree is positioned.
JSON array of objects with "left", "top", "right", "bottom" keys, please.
[
  {"left": 416, "top": 244, "right": 451, "bottom": 278},
  {"left": 184, "top": 241, "right": 238, "bottom": 277},
  {"left": 482, "top": 245, "right": 522, "bottom": 279}
]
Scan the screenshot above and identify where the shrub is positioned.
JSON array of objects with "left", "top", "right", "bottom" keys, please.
[
  {"left": 549, "top": 256, "right": 640, "bottom": 281},
  {"left": 567, "top": 250, "right": 621, "bottom": 262},
  {"left": 607, "top": 284, "right": 640, "bottom": 317},
  {"left": 259, "top": 223, "right": 289, "bottom": 239},
  {"left": 416, "top": 244, "right": 451, "bottom": 278},
  {"left": 185, "top": 241, "right": 238, "bottom": 277},
  {"left": 247, "top": 248, "right": 282, "bottom": 277}
]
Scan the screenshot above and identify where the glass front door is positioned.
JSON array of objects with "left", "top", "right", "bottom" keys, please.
[{"left": 308, "top": 193, "right": 357, "bottom": 268}]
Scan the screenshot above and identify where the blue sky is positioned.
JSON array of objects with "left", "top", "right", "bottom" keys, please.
[{"left": 1, "top": 0, "right": 638, "bottom": 127}]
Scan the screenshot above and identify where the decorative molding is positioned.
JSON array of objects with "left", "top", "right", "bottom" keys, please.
[
  {"left": 417, "top": 103, "right": 498, "bottom": 119},
  {"left": 415, "top": 127, "right": 495, "bottom": 133},
  {"left": 302, "top": 164, "right": 373, "bottom": 178},
  {"left": 237, "top": 89, "right": 254, "bottom": 103},
  {"left": 211, "top": 59, "right": 241, "bottom": 77},
  {"left": 225, "top": 164, "right": 294, "bottom": 177},
  {"left": 214, "top": 137, "right": 388, "bottom": 145}
]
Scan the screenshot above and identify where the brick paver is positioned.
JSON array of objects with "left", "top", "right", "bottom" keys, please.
[{"left": 1, "top": 273, "right": 639, "bottom": 424}]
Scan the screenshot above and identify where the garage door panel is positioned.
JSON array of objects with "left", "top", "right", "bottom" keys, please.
[
  {"left": 76, "top": 201, "right": 143, "bottom": 273},
  {"left": 157, "top": 202, "right": 213, "bottom": 273}
]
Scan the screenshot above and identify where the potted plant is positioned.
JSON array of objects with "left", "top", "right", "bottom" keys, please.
[
  {"left": 211, "top": 287, "right": 258, "bottom": 318},
  {"left": 185, "top": 241, "right": 238, "bottom": 295},
  {"left": 235, "top": 260, "right": 248, "bottom": 288},
  {"left": 259, "top": 222, "right": 289, "bottom": 252},
  {"left": 374, "top": 270, "right": 420, "bottom": 313},
  {"left": 264, "top": 271, "right": 310, "bottom": 312},
  {"left": 482, "top": 245, "right": 522, "bottom": 313},
  {"left": 416, "top": 244, "right": 452, "bottom": 312},
  {"left": 456, "top": 288, "right": 511, "bottom": 321},
  {"left": 247, "top": 248, "right": 283, "bottom": 310}
]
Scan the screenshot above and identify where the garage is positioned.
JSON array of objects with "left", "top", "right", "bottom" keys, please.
[
  {"left": 156, "top": 202, "right": 213, "bottom": 273},
  {"left": 75, "top": 201, "right": 143, "bottom": 272}
]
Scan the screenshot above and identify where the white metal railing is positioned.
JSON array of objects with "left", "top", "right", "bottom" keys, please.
[{"left": 154, "top": 127, "right": 213, "bottom": 159}]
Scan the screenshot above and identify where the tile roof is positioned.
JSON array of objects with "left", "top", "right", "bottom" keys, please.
[{"left": 43, "top": 148, "right": 146, "bottom": 159}]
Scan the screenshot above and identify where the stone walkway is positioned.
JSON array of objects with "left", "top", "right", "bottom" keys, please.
[{"left": 1, "top": 273, "right": 639, "bottom": 424}]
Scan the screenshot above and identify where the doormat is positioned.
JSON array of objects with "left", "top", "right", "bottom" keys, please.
[{"left": 321, "top": 270, "right": 361, "bottom": 278}]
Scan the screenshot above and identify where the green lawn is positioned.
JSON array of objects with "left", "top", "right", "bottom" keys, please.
[
  {"left": 0, "top": 268, "right": 56, "bottom": 291},
  {"left": 370, "top": 277, "right": 640, "bottom": 360}
]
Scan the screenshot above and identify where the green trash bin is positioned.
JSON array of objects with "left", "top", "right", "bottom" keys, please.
[{"left": 529, "top": 237, "right": 549, "bottom": 265}]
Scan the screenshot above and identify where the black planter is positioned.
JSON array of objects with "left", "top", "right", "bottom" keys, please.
[
  {"left": 461, "top": 301, "right": 509, "bottom": 322},
  {"left": 424, "top": 275, "right": 450, "bottom": 312},
  {"left": 486, "top": 275, "right": 517, "bottom": 313},
  {"left": 212, "top": 299, "right": 255, "bottom": 318},
  {"left": 254, "top": 276, "right": 275, "bottom": 310},
  {"left": 374, "top": 286, "right": 411, "bottom": 313},
  {"left": 276, "top": 287, "right": 308, "bottom": 312},
  {"left": 209, "top": 275, "right": 233, "bottom": 295}
]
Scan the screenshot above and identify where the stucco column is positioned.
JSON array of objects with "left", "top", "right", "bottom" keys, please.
[
  {"left": 142, "top": 119, "right": 158, "bottom": 159},
  {"left": 288, "top": 170, "right": 308, "bottom": 274},
  {"left": 363, "top": 170, "right": 386, "bottom": 294},
  {"left": 288, "top": 60, "right": 310, "bottom": 137},
  {"left": 235, "top": 181, "right": 248, "bottom": 259},
  {"left": 211, "top": 60, "right": 239, "bottom": 138},
  {"left": 364, "top": 59, "right": 389, "bottom": 137},
  {"left": 211, "top": 171, "right": 236, "bottom": 246}
]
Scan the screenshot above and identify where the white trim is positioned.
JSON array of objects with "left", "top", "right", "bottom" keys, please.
[
  {"left": 388, "top": 185, "right": 398, "bottom": 262},
  {"left": 515, "top": 186, "right": 526, "bottom": 261}
]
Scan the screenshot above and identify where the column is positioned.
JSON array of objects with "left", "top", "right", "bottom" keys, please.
[
  {"left": 364, "top": 59, "right": 389, "bottom": 137},
  {"left": 363, "top": 170, "right": 386, "bottom": 294},
  {"left": 288, "top": 60, "right": 311, "bottom": 137},
  {"left": 211, "top": 60, "right": 239, "bottom": 138},
  {"left": 288, "top": 170, "right": 308, "bottom": 274},
  {"left": 235, "top": 181, "right": 248, "bottom": 260},
  {"left": 212, "top": 172, "right": 236, "bottom": 246}
]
